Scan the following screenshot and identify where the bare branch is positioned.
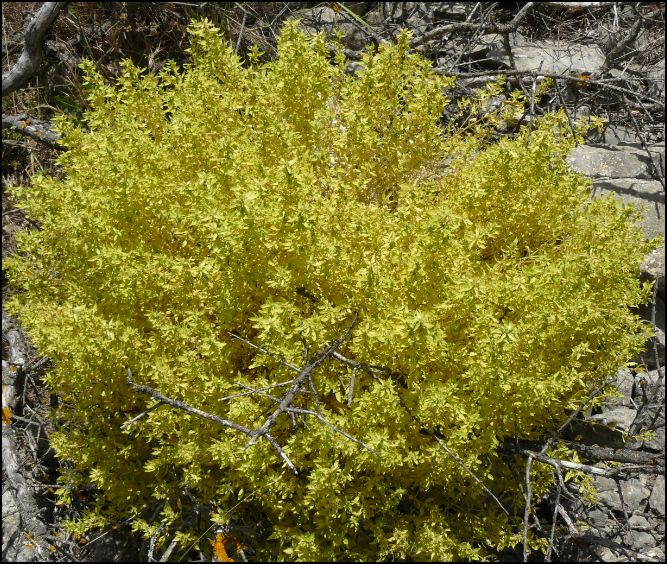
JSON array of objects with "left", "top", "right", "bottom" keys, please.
[
  {"left": 2, "top": 2, "right": 67, "bottom": 98},
  {"left": 522, "top": 454, "right": 534, "bottom": 562},
  {"left": 545, "top": 475, "right": 563, "bottom": 562},
  {"left": 120, "top": 400, "right": 164, "bottom": 430},
  {"left": 411, "top": 3, "right": 535, "bottom": 48},
  {"left": 125, "top": 367, "right": 300, "bottom": 475},
  {"left": 126, "top": 312, "right": 366, "bottom": 477},
  {"left": 244, "top": 311, "right": 360, "bottom": 449},
  {"left": 2, "top": 113, "right": 64, "bottom": 150},
  {"left": 507, "top": 438, "right": 664, "bottom": 468},
  {"left": 438, "top": 69, "right": 665, "bottom": 110},
  {"left": 126, "top": 369, "right": 256, "bottom": 436},
  {"left": 603, "top": 10, "right": 644, "bottom": 70},
  {"left": 287, "top": 406, "right": 378, "bottom": 455}
]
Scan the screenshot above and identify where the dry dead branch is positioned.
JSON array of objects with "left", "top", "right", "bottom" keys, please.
[
  {"left": 411, "top": 2, "right": 536, "bottom": 48},
  {"left": 2, "top": 113, "right": 64, "bottom": 150},
  {"left": 126, "top": 311, "right": 377, "bottom": 476},
  {"left": 2, "top": 2, "right": 67, "bottom": 98}
]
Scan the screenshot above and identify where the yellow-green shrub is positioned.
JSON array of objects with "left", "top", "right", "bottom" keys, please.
[{"left": 5, "top": 19, "right": 657, "bottom": 561}]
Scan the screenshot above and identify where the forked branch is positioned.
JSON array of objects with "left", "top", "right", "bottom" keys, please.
[{"left": 125, "top": 311, "right": 374, "bottom": 476}]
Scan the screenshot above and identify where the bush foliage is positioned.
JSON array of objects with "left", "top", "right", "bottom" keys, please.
[{"left": 5, "top": 19, "right": 657, "bottom": 561}]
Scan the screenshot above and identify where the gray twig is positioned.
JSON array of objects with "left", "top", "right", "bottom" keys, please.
[
  {"left": 287, "top": 407, "right": 378, "bottom": 455},
  {"left": 412, "top": 2, "right": 535, "bottom": 48},
  {"left": 438, "top": 69, "right": 665, "bottom": 110},
  {"left": 545, "top": 471, "right": 563, "bottom": 562},
  {"left": 120, "top": 401, "right": 165, "bottom": 430},
  {"left": 234, "top": 11, "right": 247, "bottom": 56},
  {"left": 624, "top": 95, "right": 665, "bottom": 191},
  {"left": 126, "top": 312, "right": 365, "bottom": 477},
  {"left": 244, "top": 311, "right": 360, "bottom": 449},
  {"left": 522, "top": 454, "right": 534, "bottom": 562},
  {"left": 126, "top": 367, "right": 299, "bottom": 474}
]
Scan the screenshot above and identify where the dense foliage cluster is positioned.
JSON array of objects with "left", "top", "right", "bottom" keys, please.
[{"left": 5, "top": 19, "right": 656, "bottom": 561}]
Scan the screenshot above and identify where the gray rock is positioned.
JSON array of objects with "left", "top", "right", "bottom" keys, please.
[
  {"left": 621, "top": 479, "right": 652, "bottom": 513},
  {"left": 644, "top": 369, "right": 666, "bottom": 389},
  {"left": 298, "top": 6, "right": 372, "bottom": 51},
  {"left": 567, "top": 145, "right": 662, "bottom": 180},
  {"left": 345, "top": 61, "right": 365, "bottom": 75},
  {"left": 432, "top": 2, "right": 474, "bottom": 19},
  {"left": 639, "top": 324, "right": 666, "bottom": 371},
  {"left": 476, "top": 33, "right": 605, "bottom": 74},
  {"left": 628, "top": 513, "right": 651, "bottom": 529},
  {"left": 570, "top": 417, "right": 627, "bottom": 449},
  {"left": 595, "top": 546, "right": 626, "bottom": 562},
  {"left": 590, "top": 178, "right": 665, "bottom": 240},
  {"left": 588, "top": 124, "right": 644, "bottom": 145},
  {"left": 595, "top": 475, "right": 619, "bottom": 494},
  {"left": 588, "top": 406, "right": 638, "bottom": 432},
  {"left": 616, "top": 143, "right": 666, "bottom": 180},
  {"left": 622, "top": 530, "right": 659, "bottom": 552},
  {"left": 604, "top": 369, "right": 636, "bottom": 408},
  {"left": 641, "top": 248, "right": 665, "bottom": 301},
  {"left": 337, "top": 2, "right": 374, "bottom": 17},
  {"left": 648, "top": 475, "right": 665, "bottom": 515},
  {"left": 364, "top": 7, "right": 387, "bottom": 27},
  {"left": 639, "top": 425, "right": 665, "bottom": 453},
  {"left": 596, "top": 476, "right": 650, "bottom": 512},
  {"left": 586, "top": 507, "right": 610, "bottom": 529},
  {"left": 645, "top": 547, "right": 666, "bottom": 561}
]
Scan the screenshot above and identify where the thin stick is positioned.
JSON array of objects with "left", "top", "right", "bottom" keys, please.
[
  {"left": 121, "top": 401, "right": 164, "bottom": 430},
  {"left": 624, "top": 95, "right": 665, "bottom": 191},
  {"left": 234, "top": 12, "right": 247, "bottom": 56},
  {"left": 126, "top": 312, "right": 363, "bottom": 477},
  {"left": 127, "top": 369, "right": 254, "bottom": 436},
  {"left": 330, "top": 350, "right": 511, "bottom": 516},
  {"left": 436, "top": 69, "right": 665, "bottom": 110},
  {"left": 125, "top": 368, "right": 299, "bottom": 474},
  {"left": 244, "top": 311, "right": 359, "bottom": 449},
  {"left": 287, "top": 406, "right": 378, "bottom": 455},
  {"left": 545, "top": 473, "right": 563, "bottom": 562},
  {"left": 411, "top": 2, "right": 535, "bottom": 48},
  {"left": 347, "top": 366, "right": 357, "bottom": 407},
  {"left": 227, "top": 332, "right": 301, "bottom": 373},
  {"left": 522, "top": 454, "right": 534, "bottom": 562}
]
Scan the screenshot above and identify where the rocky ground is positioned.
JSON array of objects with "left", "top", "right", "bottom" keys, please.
[{"left": 3, "top": 2, "right": 665, "bottom": 562}]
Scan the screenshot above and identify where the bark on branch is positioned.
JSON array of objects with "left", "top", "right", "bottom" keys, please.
[
  {"left": 2, "top": 311, "right": 53, "bottom": 562},
  {"left": 2, "top": 113, "right": 64, "bottom": 150},
  {"left": 411, "top": 2, "right": 535, "bottom": 48},
  {"left": 505, "top": 438, "right": 665, "bottom": 469},
  {"left": 2, "top": 2, "right": 67, "bottom": 98},
  {"left": 126, "top": 311, "right": 374, "bottom": 476},
  {"left": 438, "top": 69, "right": 666, "bottom": 111}
]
